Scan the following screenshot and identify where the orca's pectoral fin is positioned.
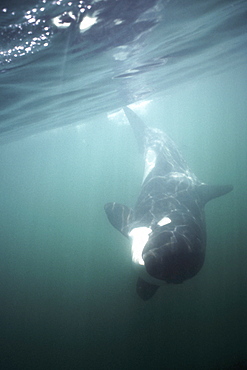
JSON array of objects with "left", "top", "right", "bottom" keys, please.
[
  {"left": 104, "top": 202, "right": 134, "bottom": 238},
  {"left": 198, "top": 184, "right": 233, "bottom": 205},
  {"left": 136, "top": 277, "right": 159, "bottom": 300}
]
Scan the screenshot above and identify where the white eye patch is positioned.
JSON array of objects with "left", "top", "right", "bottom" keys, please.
[
  {"left": 157, "top": 216, "right": 171, "bottom": 227},
  {"left": 129, "top": 227, "right": 152, "bottom": 266}
]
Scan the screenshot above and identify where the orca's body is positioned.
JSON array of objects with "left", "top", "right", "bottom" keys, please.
[{"left": 105, "top": 107, "right": 233, "bottom": 300}]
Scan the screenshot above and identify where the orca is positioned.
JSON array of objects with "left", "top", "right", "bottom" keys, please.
[{"left": 104, "top": 107, "right": 233, "bottom": 300}]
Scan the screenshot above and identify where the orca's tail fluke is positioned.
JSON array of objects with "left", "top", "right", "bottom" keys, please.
[{"left": 123, "top": 107, "right": 147, "bottom": 153}]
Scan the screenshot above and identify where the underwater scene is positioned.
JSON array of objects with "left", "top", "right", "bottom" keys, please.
[{"left": 0, "top": 0, "right": 247, "bottom": 369}]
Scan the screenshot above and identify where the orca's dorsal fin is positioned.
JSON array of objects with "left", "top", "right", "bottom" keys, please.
[
  {"left": 198, "top": 184, "right": 233, "bottom": 205},
  {"left": 123, "top": 107, "right": 146, "bottom": 153},
  {"left": 104, "top": 202, "right": 134, "bottom": 238}
]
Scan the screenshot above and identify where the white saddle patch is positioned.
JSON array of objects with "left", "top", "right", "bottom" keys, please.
[
  {"left": 143, "top": 149, "right": 156, "bottom": 183},
  {"left": 129, "top": 227, "right": 152, "bottom": 266}
]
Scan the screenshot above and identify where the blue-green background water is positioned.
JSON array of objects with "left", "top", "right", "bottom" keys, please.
[{"left": 0, "top": 1, "right": 247, "bottom": 369}]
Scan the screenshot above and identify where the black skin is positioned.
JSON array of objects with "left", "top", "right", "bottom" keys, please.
[{"left": 105, "top": 107, "right": 233, "bottom": 300}]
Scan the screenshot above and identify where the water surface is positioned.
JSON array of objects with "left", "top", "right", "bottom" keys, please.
[{"left": 0, "top": 1, "right": 246, "bottom": 369}]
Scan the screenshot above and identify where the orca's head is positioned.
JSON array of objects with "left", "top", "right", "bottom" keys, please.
[{"left": 129, "top": 215, "right": 205, "bottom": 284}]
